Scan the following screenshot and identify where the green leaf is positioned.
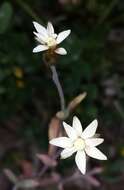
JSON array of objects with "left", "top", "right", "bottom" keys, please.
[{"left": 0, "top": 2, "right": 13, "bottom": 34}]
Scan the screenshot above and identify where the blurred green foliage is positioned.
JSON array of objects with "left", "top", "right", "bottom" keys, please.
[{"left": 0, "top": 0, "right": 124, "bottom": 184}]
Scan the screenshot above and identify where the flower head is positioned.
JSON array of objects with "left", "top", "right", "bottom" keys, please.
[
  {"left": 33, "top": 21, "right": 71, "bottom": 55},
  {"left": 50, "top": 116, "right": 107, "bottom": 174}
]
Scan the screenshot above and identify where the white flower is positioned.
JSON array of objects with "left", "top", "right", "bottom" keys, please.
[
  {"left": 50, "top": 116, "right": 107, "bottom": 174},
  {"left": 33, "top": 21, "right": 71, "bottom": 55}
]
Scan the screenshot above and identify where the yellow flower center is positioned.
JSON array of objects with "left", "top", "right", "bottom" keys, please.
[
  {"left": 74, "top": 138, "right": 85, "bottom": 151},
  {"left": 47, "top": 37, "right": 57, "bottom": 47}
]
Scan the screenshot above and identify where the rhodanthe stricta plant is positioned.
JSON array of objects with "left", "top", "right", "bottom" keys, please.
[
  {"left": 50, "top": 116, "right": 107, "bottom": 174},
  {"left": 33, "top": 21, "right": 71, "bottom": 55},
  {"left": 3, "top": 20, "right": 108, "bottom": 189},
  {"left": 32, "top": 21, "right": 107, "bottom": 176}
]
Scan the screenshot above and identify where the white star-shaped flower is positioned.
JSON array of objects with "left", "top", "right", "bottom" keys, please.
[
  {"left": 50, "top": 116, "right": 107, "bottom": 174},
  {"left": 33, "top": 21, "right": 71, "bottom": 55}
]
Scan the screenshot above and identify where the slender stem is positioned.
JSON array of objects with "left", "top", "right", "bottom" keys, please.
[
  {"left": 97, "top": 0, "right": 118, "bottom": 25},
  {"left": 114, "top": 101, "right": 124, "bottom": 120},
  {"left": 15, "top": 0, "right": 43, "bottom": 24},
  {"left": 50, "top": 65, "right": 65, "bottom": 111}
]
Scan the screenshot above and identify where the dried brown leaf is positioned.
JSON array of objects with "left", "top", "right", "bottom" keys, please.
[
  {"left": 48, "top": 117, "right": 62, "bottom": 140},
  {"left": 85, "top": 175, "right": 100, "bottom": 187},
  {"left": 37, "top": 154, "right": 57, "bottom": 167},
  {"left": 18, "top": 160, "right": 33, "bottom": 177},
  {"left": 15, "top": 179, "right": 39, "bottom": 189},
  {"left": 56, "top": 93, "right": 87, "bottom": 120},
  {"left": 48, "top": 117, "right": 62, "bottom": 155},
  {"left": 68, "top": 92, "right": 87, "bottom": 112},
  {"left": 56, "top": 109, "right": 69, "bottom": 120},
  {"left": 88, "top": 167, "right": 103, "bottom": 175},
  {"left": 4, "top": 169, "right": 17, "bottom": 184}
]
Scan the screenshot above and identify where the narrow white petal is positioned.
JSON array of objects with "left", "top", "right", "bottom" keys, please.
[
  {"left": 33, "top": 45, "right": 48, "bottom": 53},
  {"left": 75, "top": 151, "right": 86, "bottom": 174},
  {"left": 52, "top": 33, "right": 57, "bottom": 38},
  {"left": 49, "top": 137, "right": 73, "bottom": 148},
  {"left": 63, "top": 122, "right": 77, "bottom": 140},
  {"left": 61, "top": 147, "right": 76, "bottom": 159},
  {"left": 81, "top": 119, "right": 98, "bottom": 139},
  {"left": 33, "top": 32, "right": 47, "bottom": 43},
  {"left": 35, "top": 37, "right": 45, "bottom": 44},
  {"left": 72, "top": 116, "right": 82, "bottom": 136},
  {"left": 55, "top": 48, "right": 67, "bottom": 55},
  {"left": 33, "top": 21, "right": 48, "bottom": 37},
  {"left": 56, "top": 30, "right": 71, "bottom": 44},
  {"left": 47, "top": 22, "right": 54, "bottom": 35},
  {"left": 85, "top": 138, "right": 104, "bottom": 147},
  {"left": 85, "top": 147, "right": 107, "bottom": 160}
]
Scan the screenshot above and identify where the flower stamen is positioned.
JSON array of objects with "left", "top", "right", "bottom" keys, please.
[
  {"left": 74, "top": 138, "right": 85, "bottom": 151},
  {"left": 46, "top": 37, "right": 57, "bottom": 47}
]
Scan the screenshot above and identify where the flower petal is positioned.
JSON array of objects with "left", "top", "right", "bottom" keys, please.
[
  {"left": 49, "top": 137, "right": 73, "bottom": 148},
  {"left": 33, "top": 45, "right": 48, "bottom": 53},
  {"left": 56, "top": 30, "right": 71, "bottom": 44},
  {"left": 55, "top": 48, "right": 67, "bottom": 55},
  {"left": 81, "top": 119, "right": 98, "bottom": 139},
  {"left": 33, "top": 21, "right": 48, "bottom": 37},
  {"left": 47, "top": 22, "right": 54, "bottom": 35},
  {"left": 72, "top": 116, "right": 82, "bottom": 136},
  {"left": 85, "top": 138, "right": 104, "bottom": 147},
  {"left": 63, "top": 122, "right": 77, "bottom": 140},
  {"left": 61, "top": 147, "right": 76, "bottom": 159},
  {"left": 85, "top": 147, "right": 107, "bottom": 160},
  {"left": 52, "top": 33, "right": 57, "bottom": 38},
  {"left": 33, "top": 32, "right": 47, "bottom": 43},
  {"left": 75, "top": 151, "right": 86, "bottom": 174},
  {"left": 35, "top": 37, "right": 45, "bottom": 44}
]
